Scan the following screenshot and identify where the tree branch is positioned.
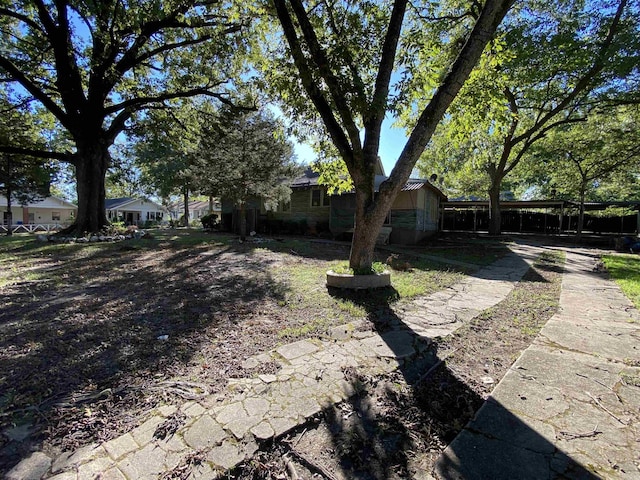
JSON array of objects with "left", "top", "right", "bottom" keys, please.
[
  {"left": 104, "top": 88, "right": 243, "bottom": 142},
  {"left": 322, "top": 0, "right": 368, "bottom": 110},
  {"left": 103, "top": 83, "right": 229, "bottom": 116},
  {"left": 0, "top": 7, "right": 46, "bottom": 33},
  {"left": 510, "top": 0, "right": 629, "bottom": 146},
  {"left": 132, "top": 27, "right": 240, "bottom": 67},
  {"left": 383, "top": 0, "right": 514, "bottom": 199},
  {"left": 288, "top": 0, "right": 362, "bottom": 158},
  {"left": 0, "top": 55, "right": 70, "bottom": 129},
  {"left": 503, "top": 116, "right": 587, "bottom": 177},
  {"left": 272, "top": 0, "right": 353, "bottom": 166},
  {"left": 0, "top": 145, "right": 72, "bottom": 163},
  {"left": 363, "top": 0, "right": 407, "bottom": 165}
]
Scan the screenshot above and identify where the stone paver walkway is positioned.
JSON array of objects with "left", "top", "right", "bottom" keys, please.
[
  {"left": 8, "top": 243, "right": 544, "bottom": 480},
  {"left": 435, "top": 248, "right": 640, "bottom": 479}
]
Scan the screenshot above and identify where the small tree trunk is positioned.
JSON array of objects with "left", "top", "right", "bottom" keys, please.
[
  {"left": 5, "top": 189, "right": 12, "bottom": 238},
  {"left": 4, "top": 154, "right": 12, "bottom": 236},
  {"left": 239, "top": 201, "right": 247, "bottom": 241},
  {"left": 208, "top": 196, "right": 214, "bottom": 214},
  {"left": 67, "top": 142, "right": 110, "bottom": 235},
  {"left": 488, "top": 184, "right": 501, "bottom": 235},
  {"left": 182, "top": 188, "right": 190, "bottom": 227}
]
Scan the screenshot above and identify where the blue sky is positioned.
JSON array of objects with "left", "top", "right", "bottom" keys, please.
[{"left": 291, "top": 116, "right": 410, "bottom": 176}]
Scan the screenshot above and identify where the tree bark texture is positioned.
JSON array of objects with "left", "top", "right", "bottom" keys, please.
[
  {"left": 68, "top": 141, "right": 110, "bottom": 235},
  {"left": 349, "top": 174, "right": 391, "bottom": 271},
  {"left": 577, "top": 186, "right": 586, "bottom": 241},
  {"left": 5, "top": 185, "right": 12, "bottom": 237},
  {"left": 4, "top": 155, "right": 12, "bottom": 236}
]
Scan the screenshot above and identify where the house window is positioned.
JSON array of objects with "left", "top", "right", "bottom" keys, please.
[
  {"left": 311, "top": 188, "right": 329, "bottom": 207},
  {"left": 311, "top": 189, "right": 321, "bottom": 207},
  {"left": 52, "top": 211, "right": 61, "bottom": 221}
]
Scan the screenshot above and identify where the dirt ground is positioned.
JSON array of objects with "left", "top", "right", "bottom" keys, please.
[
  {"left": 230, "top": 251, "right": 564, "bottom": 480},
  {"left": 0, "top": 232, "right": 561, "bottom": 478}
]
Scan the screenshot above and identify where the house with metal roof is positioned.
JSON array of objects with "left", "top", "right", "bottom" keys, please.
[{"left": 221, "top": 164, "right": 447, "bottom": 245}]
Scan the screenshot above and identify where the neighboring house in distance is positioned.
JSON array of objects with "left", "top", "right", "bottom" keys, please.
[
  {"left": 105, "top": 197, "right": 166, "bottom": 226},
  {"left": 168, "top": 199, "right": 222, "bottom": 223},
  {"left": 222, "top": 163, "right": 447, "bottom": 245},
  {"left": 0, "top": 195, "right": 76, "bottom": 232}
]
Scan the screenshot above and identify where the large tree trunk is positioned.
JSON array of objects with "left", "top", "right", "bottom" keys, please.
[
  {"left": 488, "top": 184, "right": 501, "bottom": 235},
  {"left": 348, "top": 167, "right": 391, "bottom": 272},
  {"left": 68, "top": 141, "right": 110, "bottom": 235}
]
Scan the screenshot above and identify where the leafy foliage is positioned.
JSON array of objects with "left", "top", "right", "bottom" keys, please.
[
  {"left": 195, "top": 107, "right": 300, "bottom": 210},
  {"left": 412, "top": 0, "right": 639, "bottom": 232},
  {"left": 256, "top": 0, "right": 513, "bottom": 269},
  {"left": 520, "top": 105, "right": 640, "bottom": 202},
  {"left": 0, "top": 95, "right": 52, "bottom": 215},
  {"left": 0, "top": 0, "right": 251, "bottom": 233}
]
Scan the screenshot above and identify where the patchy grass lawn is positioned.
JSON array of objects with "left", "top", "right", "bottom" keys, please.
[
  {"left": 0, "top": 229, "right": 487, "bottom": 474},
  {"left": 602, "top": 254, "right": 640, "bottom": 309},
  {"left": 232, "top": 249, "right": 565, "bottom": 479}
]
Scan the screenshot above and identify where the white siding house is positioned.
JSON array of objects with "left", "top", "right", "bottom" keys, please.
[
  {"left": 169, "top": 199, "right": 221, "bottom": 223},
  {"left": 0, "top": 195, "right": 77, "bottom": 232},
  {"left": 105, "top": 198, "right": 166, "bottom": 226}
]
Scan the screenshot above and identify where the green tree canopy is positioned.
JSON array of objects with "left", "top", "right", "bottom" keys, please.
[
  {"left": 413, "top": 0, "right": 639, "bottom": 234},
  {"left": 0, "top": 94, "right": 52, "bottom": 235},
  {"left": 257, "top": 0, "right": 513, "bottom": 270},
  {"left": 518, "top": 105, "right": 640, "bottom": 236},
  {"left": 132, "top": 101, "right": 202, "bottom": 225},
  {"left": 196, "top": 106, "right": 299, "bottom": 239},
  {"left": 0, "top": 0, "right": 250, "bottom": 235}
]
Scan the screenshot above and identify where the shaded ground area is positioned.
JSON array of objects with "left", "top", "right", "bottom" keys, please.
[
  {"left": 230, "top": 251, "right": 564, "bottom": 479},
  {"left": 0, "top": 230, "right": 496, "bottom": 476}
]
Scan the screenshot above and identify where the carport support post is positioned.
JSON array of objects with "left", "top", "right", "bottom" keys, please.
[
  {"left": 519, "top": 210, "right": 523, "bottom": 232},
  {"left": 473, "top": 207, "right": 477, "bottom": 231},
  {"left": 559, "top": 207, "right": 564, "bottom": 233}
]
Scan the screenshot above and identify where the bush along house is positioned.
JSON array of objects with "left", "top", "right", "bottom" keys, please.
[{"left": 221, "top": 163, "right": 447, "bottom": 245}]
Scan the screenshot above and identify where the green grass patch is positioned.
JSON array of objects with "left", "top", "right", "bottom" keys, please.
[
  {"left": 331, "top": 261, "right": 387, "bottom": 275},
  {"left": 602, "top": 254, "right": 640, "bottom": 309},
  {"left": 274, "top": 254, "right": 467, "bottom": 323},
  {"left": 391, "top": 258, "right": 466, "bottom": 298}
]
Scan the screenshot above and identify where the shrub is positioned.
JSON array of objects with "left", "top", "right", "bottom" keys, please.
[
  {"left": 298, "top": 219, "right": 308, "bottom": 235},
  {"left": 201, "top": 213, "right": 218, "bottom": 229},
  {"left": 316, "top": 220, "right": 330, "bottom": 234}
]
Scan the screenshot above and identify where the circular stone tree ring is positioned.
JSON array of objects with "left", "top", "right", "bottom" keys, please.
[{"left": 326, "top": 270, "right": 391, "bottom": 289}]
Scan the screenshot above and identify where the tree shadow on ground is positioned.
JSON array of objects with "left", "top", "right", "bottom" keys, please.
[
  {"left": 0, "top": 237, "right": 290, "bottom": 475},
  {"left": 295, "top": 280, "right": 600, "bottom": 479}
]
